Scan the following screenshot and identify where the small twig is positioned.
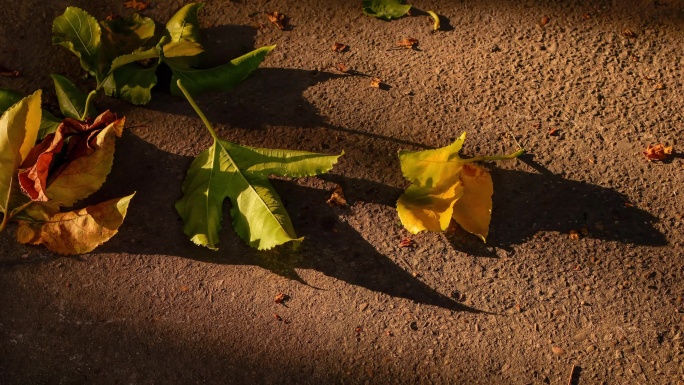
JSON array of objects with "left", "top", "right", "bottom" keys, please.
[{"left": 567, "top": 365, "right": 579, "bottom": 385}]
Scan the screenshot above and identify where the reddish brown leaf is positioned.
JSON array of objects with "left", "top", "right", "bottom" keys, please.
[
  {"left": 548, "top": 127, "right": 560, "bottom": 136},
  {"left": 397, "top": 38, "right": 419, "bottom": 49},
  {"left": 273, "top": 313, "right": 283, "bottom": 321},
  {"left": 0, "top": 65, "right": 20, "bottom": 77},
  {"left": 266, "top": 11, "right": 287, "bottom": 30},
  {"left": 335, "top": 63, "right": 349, "bottom": 73},
  {"left": 275, "top": 292, "right": 290, "bottom": 304},
  {"left": 332, "top": 42, "right": 348, "bottom": 52},
  {"left": 540, "top": 16, "right": 550, "bottom": 26},
  {"left": 327, "top": 184, "right": 347, "bottom": 207},
  {"left": 643, "top": 143, "right": 673, "bottom": 161},
  {"left": 123, "top": 0, "right": 149, "bottom": 11},
  {"left": 399, "top": 238, "right": 414, "bottom": 248},
  {"left": 18, "top": 110, "right": 122, "bottom": 203},
  {"left": 569, "top": 230, "right": 580, "bottom": 240}
]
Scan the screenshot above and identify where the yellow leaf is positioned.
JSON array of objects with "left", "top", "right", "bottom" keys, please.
[
  {"left": 0, "top": 90, "right": 42, "bottom": 227},
  {"left": 16, "top": 193, "right": 134, "bottom": 255},
  {"left": 397, "top": 181, "right": 464, "bottom": 234},
  {"left": 451, "top": 163, "right": 493, "bottom": 242},
  {"left": 398, "top": 132, "right": 467, "bottom": 189}
]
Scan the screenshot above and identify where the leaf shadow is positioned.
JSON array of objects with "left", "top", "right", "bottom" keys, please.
[{"left": 93, "top": 133, "right": 485, "bottom": 314}]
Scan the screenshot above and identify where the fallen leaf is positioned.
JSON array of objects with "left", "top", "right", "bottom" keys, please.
[
  {"left": 266, "top": 11, "right": 287, "bottom": 30},
  {"left": 16, "top": 193, "right": 134, "bottom": 255},
  {"left": 540, "top": 16, "right": 550, "bottom": 26},
  {"left": 399, "top": 238, "right": 414, "bottom": 248},
  {"left": 332, "top": 42, "right": 347, "bottom": 52},
  {"left": 180, "top": 285, "right": 189, "bottom": 292},
  {"left": 370, "top": 77, "right": 382, "bottom": 88},
  {"left": 335, "top": 63, "right": 349, "bottom": 73},
  {"left": 548, "top": 127, "right": 560, "bottom": 136},
  {"left": 327, "top": 184, "right": 347, "bottom": 207},
  {"left": 18, "top": 111, "right": 124, "bottom": 205},
  {"left": 0, "top": 66, "right": 20, "bottom": 78},
  {"left": 397, "top": 38, "right": 419, "bottom": 49},
  {"left": 275, "top": 292, "right": 290, "bottom": 304},
  {"left": 355, "top": 326, "right": 363, "bottom": 334},
  {"left": 643, "top": 143, "right": 673, "bottom": 161},
  {"left": 623, "top": 29, "right": 637, "bottom": 38},
  {"left": 654, "top": 83, "right": 665, "bottom": 90},
  {"left": 273, "top": 313, "right": 283, "bottom": 321},
  {"left": 123, "top": 0, "right": 149, "bottom": 11},
  {"left": 569, "top": 230, "right": 580, "bottom": 240},
  {"left": 363, "top": 0, "right": 412, "bottom": 20},
  {"left": 396, "top": 132, "right": 523, "bottom": 241},
  {"left": 385, "top": 330, "right": 393, "bottom": 336}
]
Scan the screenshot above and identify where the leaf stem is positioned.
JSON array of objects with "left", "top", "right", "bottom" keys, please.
[
  {"left": 82, "top": 90, "right": 97, "bottom": 120},
  {"left": 464, "top": 148, "right": 526, "bottom": 163},
  {"left": 176, "top": 80, "right": 219, "bottom": 140}
]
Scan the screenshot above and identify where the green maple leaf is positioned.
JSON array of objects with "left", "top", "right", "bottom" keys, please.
[
  {"left": 175, "top": 81, "right": 343, "bottom": 250},
  {"left": 362, "top": 0, "right": 412, "bottom": 20}
]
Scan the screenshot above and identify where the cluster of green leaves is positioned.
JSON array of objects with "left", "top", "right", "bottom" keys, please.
[
  {"left": 176, "top": 81, "right": 342, "bottom": 250},
  {"left": 53, "top": 3, "right": 275, "bottom": 105},
  {"left": 0, "top": 91, "right": 132, "bottom": 255},
  {"left": 362, "top": 0, "right": 412, "bottom": 20},
  {"left": 396, "top": 133, "right": 523, "bottom": 242}
]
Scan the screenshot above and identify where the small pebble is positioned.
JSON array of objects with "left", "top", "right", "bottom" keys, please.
[{"left": 552, "top": 346, "right": 565, "bottom": 355}]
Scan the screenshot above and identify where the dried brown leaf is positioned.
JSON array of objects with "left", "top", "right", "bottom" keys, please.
[
  {"left": 335, "top": 63, "right": 349, "bottom": 73},
  {"left": 370, "top": 77, "right": 382, "bottom": 88},
  {"left": 540, "top": 16, "right": 550, "bottom": 26},
  {"left": 332, "top": 42, "right": 347, "bottom": 52},
  {"left": 569, "top": 230, "right": 580, "bottom": 240},
  {"left": 123, "top": 0, "right": 149, "bottom": 11},
  {"left": 548, "top": 127, "right": 560, "bottom": 136},
  {"left": 654, "top": 83, "right": 665, "bottom": 90},
  {"left": 397, "top": 38, "right": 419, "bottom": 49},
  {"left": 275, "top": 292, "right": 290, "bottom": 304},
  {"left": 399, "top": 238, "right": 414, "bottom": 248},
  {"left": 327, "top": 184, "right": 347, "bottom": 207},
  {"left": 0, "top": 66, "right": 20, "bottom": 78},
  {"left": 266, "top": 11, "right": 287, "bottom": 30},
  {"left": 623, "top": 29, "right": 637, "bottom": 38},
  {"left": 643, "top": 143, "right": 673, "bottom": 161}
]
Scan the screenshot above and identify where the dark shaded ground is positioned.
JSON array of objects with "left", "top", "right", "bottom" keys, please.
[{"left": 1, "top": 0, "right": 683, "bottom": 384}]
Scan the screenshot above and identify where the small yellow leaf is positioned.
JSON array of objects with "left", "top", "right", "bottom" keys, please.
[
  {"left": 398, "top": 132, "right": 468, "bottom": 189},
  {"left": 397, "top": 181, "right": 464, "bottom": 234},
  {"left": 451, "top": 163, "right": 493, "bottom": 242},
  {"left": 16, "top": 193, "right": 134, "bottom": 255}
]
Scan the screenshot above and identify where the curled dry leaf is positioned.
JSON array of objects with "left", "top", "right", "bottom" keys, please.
[
  {"left": 399, "top": 238, "right": 414, "bottom": 248},
  {"left": 0, "top": 65, "right": 20, "bottom": 78},
  {"left": 370, "top": 77, "right": 382, "bottom": 88},
  {"left": 275, "top": 292, "right": 290, "bottom": 304},
  {"left": 273, "top": 313, "right": 283, "bottom": 321},
  {"left": 327, "top": 184, "right": 347, "bottom": 207},
  {"left": 16, "top": 193, "right": 134, "bottom": 255},
  {"left": 397, "top": 38, "right": 418, "bottom": 49},
  {"left": 332, "top": 42, "right": 347, "bottom": 52},
  {"left": 266, "top": 11, "right": 287, "bottom": 30},
  {"left": 123, "top": 0, "right": 150, "bottom": 11},
  {"left": 335, "top": 63, "right": 349, "bottom": 73},
  {"left": 569, "top": 230, "right": 580, "bottom": 240},
  {"left": 540, "top": 16, "right": 550, "bottom": 26},
  {"left": 18, "top": 110, "right": 124, "bottom": 205},
  {"left": 548, "top": 127, "right": 560, "bottom": 136},
  {"left": 654, "top": 83, "right": 665, "bottom": 90},
  {"left": 427, "top": 10, "right": 440, "bottom": 31},
  {"left": 643, "top": 143, "right": 673, "bottom": 161}
]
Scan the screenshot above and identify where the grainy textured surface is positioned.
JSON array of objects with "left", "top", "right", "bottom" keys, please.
[{"left": 1, "top": 0, "right": 683, "bottom": 384}]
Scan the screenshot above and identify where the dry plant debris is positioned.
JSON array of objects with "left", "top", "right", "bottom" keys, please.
[
  {"left": 370, "top": 77, "right": 382, "bottom": 88},
  {"left": 274, "top": 292, "right": 290, "bottom": 304},
  {"left": 327, "top": 185, "right": 347, "bottom": 207},
  {"left": 334, "top": 63, "right": 349, "bottom": 73},
  {"left": 643, "top": 144, "right": 673, "bottom": 161},
  {"left": 397, "top": 38, "right": 419, "bottom": 49},
  {"left": 123, "top": 0, "right": 149, "bottom": 11},
  {"left": 540, "top": 16, "right": 550, "bottom": 26},
  {"left": 266, "top": 11, "right": 287, "bottom": 30},
  {"left": 0, "top": 66, "right": 20, "bottom": 77},
  {"left": 622, "top": 28, "right": 637, "bottom": 38},
  {"left": 399, "top": 238, "right": 414, "bottom": 248},
  {"left": 569, "top": 230, "right": 580, "bottom": 240},
  {"left": 332, "top": 42, "right": 347, "bottom": 52},
  {"left": 548, "top": 127, "right": 560, "bottom": 136}
]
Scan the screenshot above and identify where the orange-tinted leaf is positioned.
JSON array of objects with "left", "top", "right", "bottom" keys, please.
[
  {"left": 335, "top": 63, "right": 349, "bottom": 73},
  {"left": 397, "top": 182, "right": 464, "bottom": 233},
  {"left": 327, "top": 184, "right": 347, "bottom": 207},
  {"left": 540, "top": 16, "right": 550, "bottom": 26},
  {"left": 370, "top": 77, "right": 382, "bottom": 88},
  {"left": 643, "top": 143, "right": 673, "bottom": 161},
  {"left": 266, "top": 11, "right": 287, "bottom": 30},
  {"left": 332, "top": 43, "right": 347, "bottom": 52},
  {"left": 397, "top": 38, "right": 418, "bottom": 49},
  {"left": 16, "top": 193, "right": 134, "bottom": 255},
  {"left": 18, "top": 111, "right": 124, "bottom": 206},
  {"left": 0, "top": 65, "right": 20, "bottom": 78},
  {"left": 123, "top": 0, "right": 149, "bottom": 11}
]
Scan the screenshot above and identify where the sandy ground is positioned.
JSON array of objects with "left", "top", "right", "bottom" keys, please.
[{"left": 1, "top": 0, "right": 683, "bottom": 383}]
